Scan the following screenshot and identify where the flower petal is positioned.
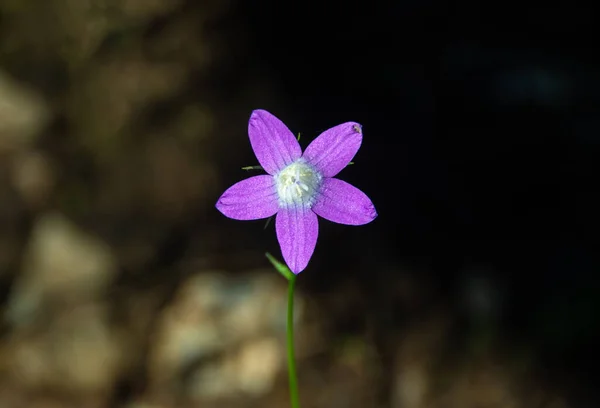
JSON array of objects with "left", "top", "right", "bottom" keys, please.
[
  {"left": 302, "top": 122, "right": 362, "bottom": 177},
  {"left": 216, "top": 175, "right": 278, "bottom": 220},
  {"left": 248, "top": 109, "right": 302, "bottom": 175},
  {"left": 312, "top": 178, "right": 377, "bottom": 225},
  {"left": 276, "top": 207, "right": 318, "bottom": 274}
]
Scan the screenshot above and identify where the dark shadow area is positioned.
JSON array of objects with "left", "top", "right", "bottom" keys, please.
[{"left": 240, "top": 0, "right": 600, "bottom": 405}]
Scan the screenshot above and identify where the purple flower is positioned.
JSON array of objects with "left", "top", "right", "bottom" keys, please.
[{"left": 216, "top": 110, "right": 377, "bottom": 274}]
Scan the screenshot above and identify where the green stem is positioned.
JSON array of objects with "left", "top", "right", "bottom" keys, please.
[
  {"left": 265, "top": 253, "right": 300, "bottom": 407},
  {"left": 287, "top": 274, "right": 300, "bottom": 408}
]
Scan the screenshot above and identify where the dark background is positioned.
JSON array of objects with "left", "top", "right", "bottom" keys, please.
[
  {"left": 244, "top": 0, "right": 600, "bottom": 393},
  {"left": 1, "top": 1, "right": 598, "bottom": 407}
]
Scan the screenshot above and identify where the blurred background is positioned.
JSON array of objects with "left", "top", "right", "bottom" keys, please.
[{"left": 1, "top": 1, "right": 599, "bottom": 407}]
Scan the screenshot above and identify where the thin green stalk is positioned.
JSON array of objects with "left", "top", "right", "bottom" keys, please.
[
  {"left": 265, "top": 253, "right": 300, "bottom": 407},
  {"left": 287, "top": 274, "right": 300, "bottom": 408}
]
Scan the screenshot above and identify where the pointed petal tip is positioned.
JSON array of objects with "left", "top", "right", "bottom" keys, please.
[
  {"left": 250, "top": 109, "right": 270, "bottom": 118},
  {"left": 289, "top": 264, "right": 305, "bottom": 274},
  {"left": 281, "top": 248, "right": 312, "bottom": 275},
  {"left": 367, "top": 203, "right": 379, "bottom": 221},
  {"left": 366, "top": 202, "right": 378, "bottom": 222},
  {"left": 352, "top": 201, "right": 378, "bottom": 225},
  {"left": 302, "top": 121, "right": 363, "bottom": 177},
  {"left": 215, "top": 195, "right": 229, "bottom": 214},
  {"left": 276, "top": 208, "right": 318, "bottom": 275},
  {"left": 248, "top": 109, "right": 301, "bottom": 174},
  {"left": 312, "top": 178, "right": 377, "bottom": 226}
]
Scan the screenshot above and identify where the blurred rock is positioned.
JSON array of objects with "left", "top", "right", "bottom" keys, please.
[
  {"left": 392, "top": 313, "right": 449, "bottom": 408},
  {"left": 0, "top": 71, "right": 49, "bottom": 153},
  {"left": 0, "top": 0, "right": 187, "bottom": 76},
  {"left": 0, "top": 0, "right": 291, "bottom": 407},
  {"left": 7, "top": 212, "right": 118, "bottom": 326},
  {"left": 2, "top": 303, "right": 121, "bottom": 397},
  {"left": 149, "top": 271, "right": 300, "bottom": 399},
  {"left": 166, "top": 104, "right": 215, "bottom": 145},
  {"left": 67, "top": 55, "right": 187, "bottom": 161},
  {"left": 0, "top": 168, "right": 26, "bottom": 276},
  {"left": 389, "top": 310, "right": 570, "bottom": 408},
  {"left": 9, "top": 150, "right": 56, "bottom": 210},
  {"left": 187, "top": 336, "right": 282, "bottom": 399},
  {"left": 124, "top": 402, "right": 172, "bottom": 408},
  {"left": 431, "top": 360, "right": 521, "bottom": 408},
  {"left": 142, "top": 138, "right": 217, "bottom": 219},
  {"left": 120, "top": 0, "right": 185, "bottom": 20}
]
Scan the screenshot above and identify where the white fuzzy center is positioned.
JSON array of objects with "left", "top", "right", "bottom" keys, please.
[{"left": 275, "top": 159, "right": 322, "bottom": 208}]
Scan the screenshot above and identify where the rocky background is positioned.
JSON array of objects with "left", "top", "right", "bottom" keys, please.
[{"left": 1, "top": 1, "right": 599, "bottom": 407}]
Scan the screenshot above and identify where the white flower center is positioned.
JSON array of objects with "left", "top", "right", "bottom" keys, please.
[{"left": 275, "top": 159, "right": 322, "bottom": 208}]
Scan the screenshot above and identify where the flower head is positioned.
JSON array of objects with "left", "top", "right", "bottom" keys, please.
[{"left": 216, "top": 110, "right": 377, "bottom": 274}]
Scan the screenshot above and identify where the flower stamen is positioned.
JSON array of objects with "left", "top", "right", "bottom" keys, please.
[{"left": 276, "top": 159, "right": 322, "bottom": 208}]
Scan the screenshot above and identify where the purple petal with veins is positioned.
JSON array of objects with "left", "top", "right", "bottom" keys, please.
[
  {"left": 302, "top": 122, "right": 362, "bottom": 177},
  {"left": 216, "top": 175, "right": 278, "bottom": 220},
  {"left": 312, "top": 178, "right": 377, "bottom": 225},
  {"left": 276, "top": 208, "right": 318, "bottom": 274},
  {"left": 248, "top": 109, "right": 301, "bottom": 175}
]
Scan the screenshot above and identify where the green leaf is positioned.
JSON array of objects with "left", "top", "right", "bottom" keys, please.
[
  {"left": 266, "top": 252, "right": 294, "bottom": 281},
  {"left": 242, "top": 165, "right": 263, "bottom": 171}
]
